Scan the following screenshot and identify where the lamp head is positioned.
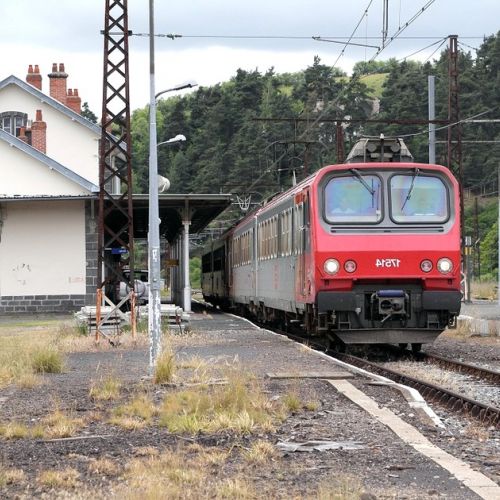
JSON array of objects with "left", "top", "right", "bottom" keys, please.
[{"left": 158, "top": 175, "right": 171, "bottom": 193}]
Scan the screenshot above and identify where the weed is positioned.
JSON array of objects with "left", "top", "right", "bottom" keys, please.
[
  {"left": 0, "top": 467, "right": 25, "bottom": 487},
  {"left": 304, "top": 400, "right": 320, "bottom": 411},
  {"left": 114, "top": 394, "right": 157, "bottom": 421},
  {"left": 283, "top": 391, "right": 302, "bottom": 412},
  {"left": 89, "top": 375, "right": 122, "bottom": 401},
  {"left": 215, "top": 478, "right": 255, "bottom": 499},
  {"left": 462, "top": 423, "right": 490, "bottom": 441},
  {"left": 471, "top": 280, "right": 497, "bottom": 301},
  {"left": 87, "top": 457, "right": 121, "bottom": 477},
  {"left": 242, "top": 440, "right": 277, "bottom": 464},
  {"left": 108, "top": 415, "right": 148, "bottom": 430},
  {"left": 159, "top": 370, "right": 279, "bottom": 434},
  {"left": 153, "top": 349, "right": 176, "bottom": 384},
  {"left": 31, "top": 345, "right": 65, "bottom": 374},
  {"left": 37, "top": 468, "right": 80, "bottom": 489},
  {"left": 0, "top": 422, "right": 30, "bottom": 439},
  {"left": 133, "top": 446, "right": 160, "bottom": 457},
  {"left": 110, "top": 394, "right": 157, "bottom": 430},
  {"left": 41, "top": 409, "right": 85, "bottom": 439},
  {"left": 316, "top": 475, "right": 363, "bottom": 499}
]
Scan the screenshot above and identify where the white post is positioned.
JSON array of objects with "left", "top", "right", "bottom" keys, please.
[
  {"left": 183, "top": 219, "right": 191, "bottom": 312},
  {"left": 148, "top": 0, "right": 162, "bottom": 372}
]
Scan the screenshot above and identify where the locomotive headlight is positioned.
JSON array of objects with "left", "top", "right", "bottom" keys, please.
[
  {"left": 437, "top": 258, "right": 453, "bottom": 274},
  {"left": 324, "top": 258, "right": 340, "bottom": 275},
  {"left": 420, "top": 259, "right": 433, "bottom": 273},
  {"left": 344, "top": 260, "right": 357, "bottom": 273}
]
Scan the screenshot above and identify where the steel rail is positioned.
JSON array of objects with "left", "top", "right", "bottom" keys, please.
[
  {"left": 415, "top": 352, "right": 500, "bottom": 384},
  {"left": 333, "top": 352, "right": 500, "bottom": 429}
]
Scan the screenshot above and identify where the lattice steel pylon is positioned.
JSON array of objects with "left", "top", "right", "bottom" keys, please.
[{"left": 96, "top": 0, "right": 136, "bottom": 343}]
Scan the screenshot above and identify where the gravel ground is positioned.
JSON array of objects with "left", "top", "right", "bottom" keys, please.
[{"left": 0, "top": 311, "right": 498, "bottom": 499}]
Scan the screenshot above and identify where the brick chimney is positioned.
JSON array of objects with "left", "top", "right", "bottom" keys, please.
[
  {"left": 31, "top": 110, "right": 47, "bottom": 154},
  {"left": 18, "top": 127, "right": 29, "bottom": 144},
  {"left": 66, "top": 88, "right": 82, "bottom": 114},
  {"left": 26, "top": 64, "right": 42, "bottom": 90},
  {"left": 48, "top": 63, "right": 68, "bottom": 105}
]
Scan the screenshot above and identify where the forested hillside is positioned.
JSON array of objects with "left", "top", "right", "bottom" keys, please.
[{"left": 131, "top": 32, "right": 500, "bottom": 277}]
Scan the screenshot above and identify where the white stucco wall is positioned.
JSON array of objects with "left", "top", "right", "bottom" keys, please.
[
  {"left": 0, "top": 140, "right": 91, "bottom": 197},
  {"left": 0, "top": 200, "right": 86, "bottom": 296},
  {"left": 0, "top": 84, "right": 99, "bottom": 185}
]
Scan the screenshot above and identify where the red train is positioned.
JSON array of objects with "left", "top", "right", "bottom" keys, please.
[{"left": 202, "top": 138, "right": 462, "bottom": 351}]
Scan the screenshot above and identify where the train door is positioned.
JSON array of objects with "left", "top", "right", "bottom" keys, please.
[
  {"left": 293, "top": 194, "right": 305, "bottom": 299},
  {"left": 253, "top": 217, "right": 258, "bottom": 299},
  {"left": 226, "top": 238, "right": 233, "bottom": 298}
]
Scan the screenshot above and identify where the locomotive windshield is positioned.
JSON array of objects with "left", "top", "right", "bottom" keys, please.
[
  {"left": 324, "top": 173, "right": 382, "bottom": 223},
  {"left": 390, "top": 174, "right": 448, "bottom": 223}
]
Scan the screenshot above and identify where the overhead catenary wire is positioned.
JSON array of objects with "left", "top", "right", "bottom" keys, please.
[
  {"left": 422, "top": 37, "right": 449, "bottom": 64},
  {"left": 330, "top": 0, "right": 376, "bottom": 67},
  {"left": 458, "top": 41, "right": 480, "bottom": 52},
  {"left": 398, "top": 37, "right": 447, "bottom": 62},
  {"left": 361, "top": 106, "right": 499, "bottom": 140},
  {"left": 369, "top": 0, "right": 437, "bottom": 61},
  {"left": 129, "top": 32, "right": 485, "bottom": 40}
]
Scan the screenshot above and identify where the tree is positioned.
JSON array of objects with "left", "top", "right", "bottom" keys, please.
[{"left": 81, "top": 102, "right": 98, "bottom": 123}]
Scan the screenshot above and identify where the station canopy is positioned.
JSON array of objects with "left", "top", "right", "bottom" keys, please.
[{"left": 111, "top": 193, "right": 232, "bottom": 242}]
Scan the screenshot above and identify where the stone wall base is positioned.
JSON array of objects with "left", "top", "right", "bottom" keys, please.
[{"left": 0, "top": 295, "right": 85, "bottom": 314}]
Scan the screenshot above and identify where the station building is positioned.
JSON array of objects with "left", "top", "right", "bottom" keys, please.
[{"left": 0, "top": 64, "right": 230, "bottom": 314}]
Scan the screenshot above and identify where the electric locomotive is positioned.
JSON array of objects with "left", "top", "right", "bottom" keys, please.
[{"left": 202, "top": 138, "right": 462, "bottom": 350}]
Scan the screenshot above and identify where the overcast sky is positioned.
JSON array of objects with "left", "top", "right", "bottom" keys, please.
[{"left": 1, "top": 0, "right": 499, "bottom": 113}]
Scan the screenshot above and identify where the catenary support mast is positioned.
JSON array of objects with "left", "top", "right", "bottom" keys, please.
[{"left": 96, "top": 0, "right": 135, "bottom": 341}]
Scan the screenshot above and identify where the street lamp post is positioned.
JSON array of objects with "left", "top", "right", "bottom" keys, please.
[
  {"left": 148, "top": 0, "right": 196, "bottom": 373},
  {"left": 148, "top": 0, "right": 161, "bottom": 374},
  {"left": 148, "top": 0, "right": 197, "bottom": 373}
]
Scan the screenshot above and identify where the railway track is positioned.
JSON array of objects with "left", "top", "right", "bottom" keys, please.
[
  {"left": 414, "top": 351, "right": 500, "bottom": 384},
  {"left": 331, "top": 350, "right": 500, "bottom": 429}
]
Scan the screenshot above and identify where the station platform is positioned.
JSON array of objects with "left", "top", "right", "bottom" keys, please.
[{"left": 177, "top": 303, "right": 499, "bottom": 499}]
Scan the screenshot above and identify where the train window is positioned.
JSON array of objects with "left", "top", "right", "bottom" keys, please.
[
  {"left": 324, "top": 174, "right": 382, "bottom": 223},
  {"left": 293, "top": 203, "right": 304, "bottom": 254},
  {"left": 390, "top": 174, "right": 448, "bottom": 223}
]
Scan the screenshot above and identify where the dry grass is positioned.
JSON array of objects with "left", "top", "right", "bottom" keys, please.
[
  {"left": 109, "top": 394, "right": 157, "bottom": 430},
  {"left": 0, "top": 422, "right": 31, "bottom": 439},
  {"left": 120, "top": 446, "right": 258, "bottom": 500},
  {"left": 154, "top": 348, "right": 176, "bottom": 384},
  {"left": 133, "top": 446, "right": 160, "bottom": 457},
  {"left": 283, "top": 391, "right": 302, "bottom": 412},
  {"left": 0, "top": 409, "right": 84, "bottom": 440},
  {"left": 471, "top": 280, "right": 497, "bottom": 301},
  {"left": 0, "top": 322, "right": 75, "bottom": 388},
  {"left": 215, "top": 478, "right": 255, "bottom": 498},
  {"left": 124, "top": 450, "right": 206, "bottom": 499},
  {"left": 316, "top": 475, "right": 363, "bottom": 499},
  {"left": 462, "top": 422, "right": 491, "bottom": 441},
  {"left": 87, "top": 457, "right": 121, "bottom": 477},
  {"left": 37, "top": 467, "right": 80, "bottom": 489},
  {"left": 242, "top": 440, "right": 277, "bottom": 464},
  {"left": 0, "top": 466, "right": 25, "bottom": 487},
  {"left": 89, "top": 375, "right": 122, "bottom": 401},
  {"left": 42, "top": 409, "right": 85, "bottom": 439}
]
